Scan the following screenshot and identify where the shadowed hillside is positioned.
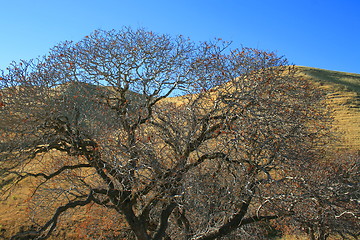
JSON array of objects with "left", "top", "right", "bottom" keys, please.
[{"left": 299, "top": 67, "right": 360, "bottom": 94}]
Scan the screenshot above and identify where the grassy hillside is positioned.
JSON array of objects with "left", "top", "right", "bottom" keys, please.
[
  {"left": 297, "top": 66, "right": 360, "bottom": 151},
  {"left": 298, "top": 66, "right": 360, "bottom": 94}
]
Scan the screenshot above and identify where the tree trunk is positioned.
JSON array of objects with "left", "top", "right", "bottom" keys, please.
[{"left": 122, "top": 204, "right": 150, "bottom": 240}]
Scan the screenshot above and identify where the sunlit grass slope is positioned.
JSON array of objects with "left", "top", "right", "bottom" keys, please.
[{"left": 297, "top": 66, "right": 360, "bottom": 151}]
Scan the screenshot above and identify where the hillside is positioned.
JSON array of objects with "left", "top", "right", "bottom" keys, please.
[
  {"left": 297, "top": 66, "right": 360, "bottom": 151},
  {"left": 0, "top": 66, "right": 359, "bottom": 239}
]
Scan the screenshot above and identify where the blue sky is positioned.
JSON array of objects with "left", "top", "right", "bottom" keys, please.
[{"left": 0, "top": 0, "right": 359, "bottom": 73}]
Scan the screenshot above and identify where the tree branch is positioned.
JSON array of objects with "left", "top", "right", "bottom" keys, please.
[
  {"left": 197, "top": 196, "right": 252, "bottom": 240},
  {"left": 15, "top": 163, "right": 92, "bottom": 180},
  {"left": 152, "top": 202, "right": 178, "bottom": 240},
  {"left": 11, "top": 192, "right": 94, "bottom": 240}
]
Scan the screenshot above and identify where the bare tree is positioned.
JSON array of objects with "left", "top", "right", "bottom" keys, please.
[
  {"left": 284, "top": 151, "right": 360, "bottom": 240},
  {"left": 0, "top": 27, "right": 350, "bottom": 240}
]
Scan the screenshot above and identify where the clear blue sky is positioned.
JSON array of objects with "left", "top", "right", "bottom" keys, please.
[{"left": 0, "top": 0, "right": 359, "bottom": 73}]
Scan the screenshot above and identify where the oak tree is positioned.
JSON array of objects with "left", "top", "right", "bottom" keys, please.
[{"left": 1, "top": 28, "right": 354, "bottom": 240}]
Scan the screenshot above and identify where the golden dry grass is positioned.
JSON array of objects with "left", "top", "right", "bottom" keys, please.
[{"left": 297, "top": 66, "right": 360, "bottom": 151}]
